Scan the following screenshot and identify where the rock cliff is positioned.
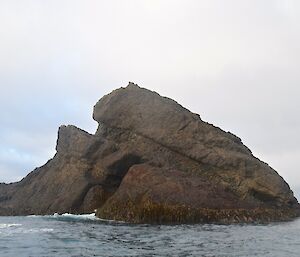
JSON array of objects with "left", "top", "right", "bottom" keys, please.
[{"left": 0, "top": 82, "right": 299, "bottom": 223}]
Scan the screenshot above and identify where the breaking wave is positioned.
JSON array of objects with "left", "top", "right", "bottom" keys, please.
[
  {"left": 27, "top": 213, "right": 125, "bottom": 224},
  {"left": 51, "top": 212, "right": 99, "bottom": 221}
]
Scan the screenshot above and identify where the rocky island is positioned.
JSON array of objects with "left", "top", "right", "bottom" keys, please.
[{"left": 0, "top": 83, "right": 299, "bottom": 223}]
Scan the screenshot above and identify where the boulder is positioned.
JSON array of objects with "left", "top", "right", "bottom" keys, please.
[{"left": 0, "top": 82, "right": 298, "bottom": 223}]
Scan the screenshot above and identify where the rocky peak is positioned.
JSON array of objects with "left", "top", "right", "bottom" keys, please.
[
  {"left": 56, "top": 125, "right": 101, "bottom": 158},
  {"left": 93, "top": 84, "right": 252, "bottom": 165}
]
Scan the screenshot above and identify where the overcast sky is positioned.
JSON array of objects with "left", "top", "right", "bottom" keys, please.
[{"left": 0, "top": 0, "right": 299, "bottom": 198}]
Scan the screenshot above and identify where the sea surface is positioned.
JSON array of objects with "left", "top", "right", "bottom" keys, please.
[{"left": 0, "top": 214, "right": 300, "bottom": 257}]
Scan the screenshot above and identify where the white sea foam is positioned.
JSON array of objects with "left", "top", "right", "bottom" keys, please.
[
  {"left": 0, "top": 223, "right": 22, "bottom": 229},
  {"left": 51, "top": 213, "right": 126, "bottom": 224},
  {"left": 26, "top": 213, "right": 126, "bottom": 223},
  {"left": 50, "top": 212, "right": 99, "bottom": 221},
  {"left": 24, "top": 228, "right": 54, "bottom": 233},
  {"left": 40, "top": 228, "right": 54, "bottom": 232},
  {"left": 27, "top": 213, "right": 98, "bottom": 220}
]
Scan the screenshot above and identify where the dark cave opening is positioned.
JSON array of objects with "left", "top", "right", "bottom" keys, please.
[
  {"left": 104, "top": 154, "right": 143, "bottom": 189},
  {"left": 73, "top": 153, "right": 143, "bottom": 213}
]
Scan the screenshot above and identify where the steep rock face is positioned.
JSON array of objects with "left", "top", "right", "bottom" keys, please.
[{"left": 0, "top": 82, "right": 299, "bottom": 223}]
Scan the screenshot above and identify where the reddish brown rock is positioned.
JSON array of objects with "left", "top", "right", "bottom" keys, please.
[{"left": 0, "top": 82, "right": 299, "bottom": 223}]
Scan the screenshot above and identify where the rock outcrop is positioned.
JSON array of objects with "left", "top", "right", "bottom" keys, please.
[{"left": 0, "top": 82, "right": 299, "bottom": 223}]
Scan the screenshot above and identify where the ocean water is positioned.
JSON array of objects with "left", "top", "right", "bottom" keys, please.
[{"left": 0, "top": 214, "right": 300, "bottom": 257}]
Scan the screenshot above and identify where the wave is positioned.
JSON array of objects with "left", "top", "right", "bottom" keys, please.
[
  {"left": 0, "top": 223, "right": 22, "bottom": 229},
  {"left": 27, "top": 212, "right": 99, "bottom": 221},
  {"left": 52, "top": 212, "right": 99, "bottom": 221},
  {"left": 26, "top": 213, "right": 126, "bottom": 224}
]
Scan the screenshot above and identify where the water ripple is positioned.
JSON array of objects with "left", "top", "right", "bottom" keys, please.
[{"left": 0, "top": 215, "right": 300, "bottom": 256}]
